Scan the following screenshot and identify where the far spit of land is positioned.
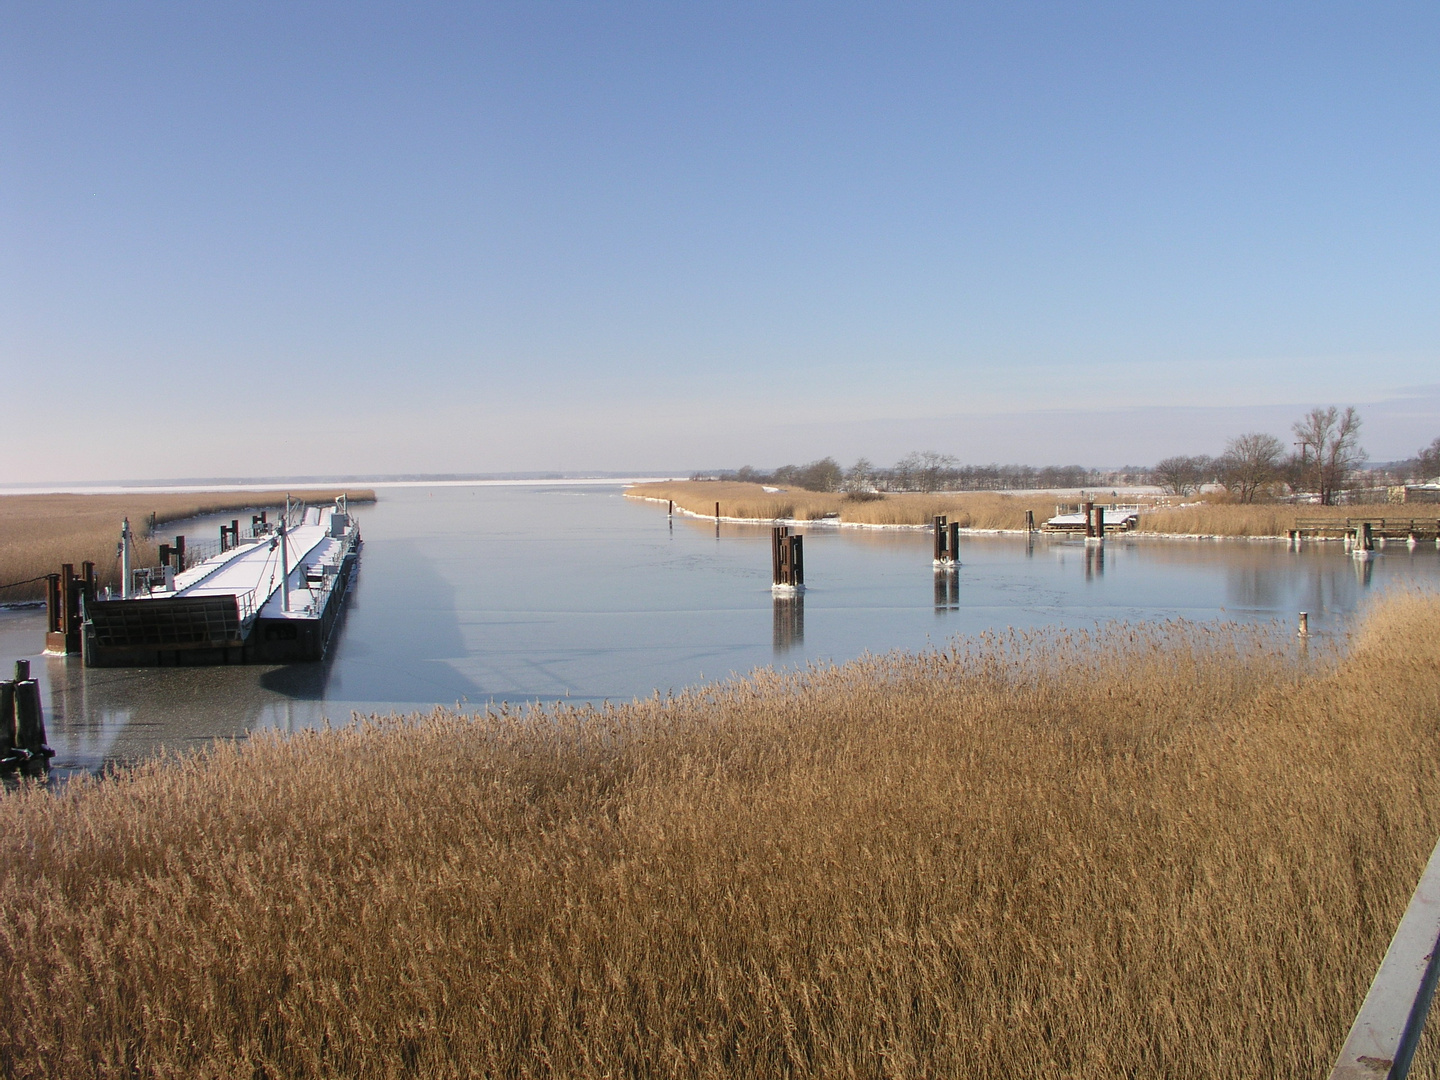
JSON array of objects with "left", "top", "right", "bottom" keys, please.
[
  {"left": 0, "top": 489, "right": 377, "bottom": 604},
  {"left": 629, "top": 480, "right": 1400, "bottom": 539}
]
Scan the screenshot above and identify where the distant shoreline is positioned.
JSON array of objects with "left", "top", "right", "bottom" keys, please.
[
  {"left": 628, "top": 480, "right": 1406, "bottom": 542},
  {"left": 0, "top": 476, "right": 680, "bottom": 498}
]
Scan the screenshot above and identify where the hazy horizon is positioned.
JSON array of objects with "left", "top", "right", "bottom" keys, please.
[{"left": 4, "top": 4, "right": 1438, "bottom": 482}]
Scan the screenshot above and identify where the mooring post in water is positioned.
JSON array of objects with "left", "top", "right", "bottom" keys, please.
[
  {"left": 1084, "top": 502, "right": 1095, "bottom": 539},
  {"left": 933, "top": 516, "right": 948, "bottom": 562},
  {"left": 1025, "top": 509, "right": 1035, "bottom": 533},
  {"left": 10, "top": 659, "right": 53, "bottom": 770},
  {"left": 0, "top": 679, "right": 15, "bottom": 764},
  {"left": 715, "top": 501, "right": 720, "bottom": 521},
  {"left": 1093, "top": 504, "right": 1105, "bottom": 543},
  {"left": 668, "top": 500, "right": 673, "bottom": 518},
  {"left": 1299, "top": 611, "right": 1309, "bottom": 637},
  {"left": 771, "top": 526, "right": 803, "bottom": 590},
  {"left": 44, "top": 575, "right": 61, "bottom": 635},
  {"left": 174, "top": 535, "right": 185, "bottom": 571}
]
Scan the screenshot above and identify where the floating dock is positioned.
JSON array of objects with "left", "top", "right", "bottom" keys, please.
[
  {"left": 1042, "top": 502, "right": 1140, "bottom": 535},
  {"left": 81, "top": 498, "right": 361, "bottom": 667}
]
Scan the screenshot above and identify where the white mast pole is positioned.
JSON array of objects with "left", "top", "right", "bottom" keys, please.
[
  {"left": 120, "top": 518, "right": 132, "bottom": 599},
  {"left": 279, "top": 516, "right": 290, "bottom": 613}
]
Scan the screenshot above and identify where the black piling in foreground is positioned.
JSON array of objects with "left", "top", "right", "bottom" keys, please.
[
  {"left": 3, "top": 659, "right": 54, "bottom": 773},
  {"left": 0, "top": 681, "right": 14, "bottom": 763}
]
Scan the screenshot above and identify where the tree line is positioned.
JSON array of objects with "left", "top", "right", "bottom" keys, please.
[{"left": 698, "top": 407, "right": 1440, "bottom": 505}]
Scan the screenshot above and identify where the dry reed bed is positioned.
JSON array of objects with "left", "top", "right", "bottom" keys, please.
[
  {"left": 629, "top": 481, "right": 1066, "bottom": 531},
  {"left": 0, "top": 490, "right": 376, "bottom": 602},
  {"left": 631, "top": 480, "right": 1405, "bottom": 539},
  {"left": 3, "top": 593, "right": 1440, "bottom": 1077},
  {"left": 1135, "top": 501, "right": 1402, "bottom": 538}
]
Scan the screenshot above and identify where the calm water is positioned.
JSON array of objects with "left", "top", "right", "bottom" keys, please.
[{"left": 3, "top": 482, "right": 1438, "bottom": 776}]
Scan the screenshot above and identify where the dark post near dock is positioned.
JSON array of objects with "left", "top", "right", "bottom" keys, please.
[
  {"left": 1084, "top": 501, "right": 1096, "bottom": 539},
  {"left": 45, "top": 575, "right": 61, "bottom": 637},
  {"left": 772, "top": 526, "right": 804, "bottom": 588},
  {"left": 5, "top": 659, "right": 54, "bottom": 773},
  {"left": 933, "top": 516, "right": 960, "bottom": 563},
  {"left": 44, "top": 563, "right": 95, "bottom": 655}
]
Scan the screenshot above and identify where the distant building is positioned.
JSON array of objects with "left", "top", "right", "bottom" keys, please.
[{"left": 1387, "top": 484, "right": 1440, "bottom": 504}]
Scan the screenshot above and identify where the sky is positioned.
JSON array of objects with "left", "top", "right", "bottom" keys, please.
[{"left": 2, "top": 2, "right": 1438, "bottom": 481}]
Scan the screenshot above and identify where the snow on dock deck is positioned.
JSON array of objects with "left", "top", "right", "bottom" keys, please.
[{"left": 166, "top": 519, "right": 340, "bottom": 623}]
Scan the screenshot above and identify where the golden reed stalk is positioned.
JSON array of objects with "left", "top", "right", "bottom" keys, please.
[
  {"left": 629, "top": 480, "right": 1399, "bottom": 537},
  {"left": 0, "top": 490, "right": 376, "bottom": 602},
  {"left": 1, "top": 591, "right": 1438, "bottom": 1077}
]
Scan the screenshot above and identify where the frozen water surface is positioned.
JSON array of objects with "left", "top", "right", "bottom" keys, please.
[{"left": 3, "top": 482, "right": 1437, "bottom": 775}]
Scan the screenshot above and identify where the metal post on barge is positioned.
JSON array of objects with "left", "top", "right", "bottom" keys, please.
[
  {"left": 120, "top": 518, "right": 133, "bottom": 598},
  {"left": 279, "top": 517, "right": 291, "bottom": 613}
]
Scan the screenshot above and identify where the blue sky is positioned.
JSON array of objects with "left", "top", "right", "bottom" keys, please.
[{"left": 3, "top": 3, "right": 1437, "bottom": 479}]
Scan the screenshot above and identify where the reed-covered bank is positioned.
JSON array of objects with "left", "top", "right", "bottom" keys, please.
[
  {"left": 629, "top": 479, "right": 1400, "bottom": 538},
  {"left": 629, "top": 480, "right": 1066, "bottom": 531},
  {"left": 0, "top": 490, "right": 376, "bottom": 603},
  {"left": 2, "top": 592, "right": 1440, "bottom": 1078}
]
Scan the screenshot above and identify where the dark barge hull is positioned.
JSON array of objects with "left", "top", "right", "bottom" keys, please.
[{"left": 83, "top": 550, "right": 358, "bottom": 668}]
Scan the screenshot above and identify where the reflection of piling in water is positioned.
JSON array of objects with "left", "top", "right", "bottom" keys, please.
[
  {"left": 1355, "top": 556, "right": 1374, "bottom": 588},
  {"left": 771, "top": 526, "right": 804, "bottom": 593},
  {"left": 934, "top": 568, "right": 959, "bottom": 611},
  {"left": 772, "top": 593, "right": 804, "bottom": 653},
  {"left": 1085, "top": 544, "right": 1104, "bottom": 579}
]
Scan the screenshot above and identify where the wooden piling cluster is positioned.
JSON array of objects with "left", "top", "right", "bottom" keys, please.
[
  {"left": 771, "top": 526, "right": 804, "bottom": 589},
  {"left": 1084, "top": 502, "right": 1105, "bottom": 542},
  {"left": 0, "top": 659, "right": 54, "bottom": 774},
  {"left": 933, "top": 516, "right": 960, "bottom": 565},
  {"left": 44, "top": 562, "right": 95, "bottom": 655},
  {"left": 219, "top": 519, "right": 242, "bottom": 552},
  {"left": 156, "top": 534, "right": 187, "bottom": 575}
]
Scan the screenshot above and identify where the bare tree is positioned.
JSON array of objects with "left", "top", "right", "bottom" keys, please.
[
  {"left": 843, "top": 458, "right": 875, "bottom": 493},
  {"left": 1151, "top": 455, "right": 1213, "bottom": 496},
  {"left": 795, "top": 457, "right": 843, "bottom": 492},
  {"left": 1411, "top": 437, "right": 1440, "bottom": 481},
  {"left": 1218, "top": 433, "right": 1285, "bottom": 503},
  {"left": 890, "top": 451, "right": 957, "bottom": 492},
  {"left": 1291, "top": 407, "right": 1364, "bottom": 504}
]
